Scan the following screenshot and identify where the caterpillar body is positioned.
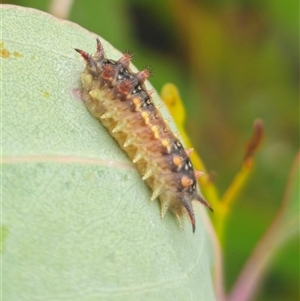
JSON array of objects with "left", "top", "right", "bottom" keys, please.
[{"left": 75, "top": 38, "right": 212, "bottom": 232}]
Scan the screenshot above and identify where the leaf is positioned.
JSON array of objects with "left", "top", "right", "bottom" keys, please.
[{"left": 1, "top": 5, "right": 216, "bottom": 301}]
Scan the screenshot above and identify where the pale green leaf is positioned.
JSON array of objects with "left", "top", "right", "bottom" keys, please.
[{"left": 1, "top": 5, "right": 216, "bottom": 301}]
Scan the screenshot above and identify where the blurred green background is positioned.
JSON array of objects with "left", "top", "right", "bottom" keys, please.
[{"left": 2, "top": 0, "right": 299, "bottom": 300}]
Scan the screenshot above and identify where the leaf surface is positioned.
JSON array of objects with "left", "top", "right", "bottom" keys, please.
[{"left": 1, "top": 5, "right": 216, "bottom": 301}]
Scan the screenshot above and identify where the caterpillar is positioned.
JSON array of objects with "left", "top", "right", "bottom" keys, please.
[{"left": 75, "top": 38, "right": 212, "bottom": 232}]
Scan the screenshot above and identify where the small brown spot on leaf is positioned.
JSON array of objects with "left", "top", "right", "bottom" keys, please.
[
  {"left": 42, "top": 91, "right": 50, "bottom": 98},
  {"left": 13, "top": 51, "right": 23, "bottom": 58},
  {"left": 0, "top": 49, "right": 10, "bottom": 58}
]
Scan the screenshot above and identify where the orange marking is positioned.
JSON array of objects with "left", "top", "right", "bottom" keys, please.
[
  {"left": 181, "top": 176, "right": 193, "bottom": 188},
  {"left": 133, "top": 97, "right": 141, "bottom": 107},
  {"left": 173, "top": 155, "right": 183, "bottom": 167}
]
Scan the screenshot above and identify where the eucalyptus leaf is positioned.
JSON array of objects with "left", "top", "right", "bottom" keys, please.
[{"left": 1, "top": 5, "right": 216, "bottom": 301}]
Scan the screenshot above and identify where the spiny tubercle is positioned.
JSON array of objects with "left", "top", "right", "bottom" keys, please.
[{"left": 75, "top": 38, "right": 212, "bottom": 232}]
